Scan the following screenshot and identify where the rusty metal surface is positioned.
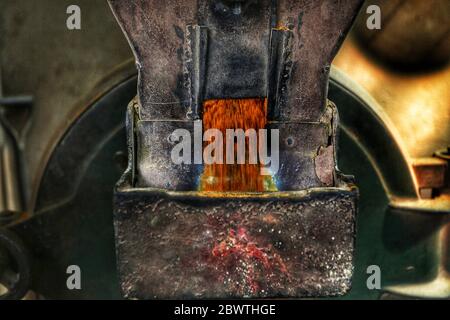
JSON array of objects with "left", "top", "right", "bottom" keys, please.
[
  {"left": 109, "top": 0, "right": 363, "bottom": 122},
  {"left": 276, "top": 0, "right": 364, "bottom": 121},
  {"left": 109, "top": 0, "right": 196, "bottom": 120},
  {"left": 114, "top": 186, "right": 357, "bottom": 299},
  {"left": 109, "top": 0, "right": 363, "bottom": 191}
]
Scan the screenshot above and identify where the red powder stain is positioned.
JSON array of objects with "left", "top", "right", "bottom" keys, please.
[{"left": 211, "top": 227, "right": 289, "bottom": 295}]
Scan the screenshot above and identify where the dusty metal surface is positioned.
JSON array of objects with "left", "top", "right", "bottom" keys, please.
[{"left": 114, "top": 186, "right": 356, "bottom": 299}]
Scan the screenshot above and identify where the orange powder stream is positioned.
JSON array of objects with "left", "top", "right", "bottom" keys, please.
[{"left": 200, "top": 98, "right": 269, "bottom": 192}]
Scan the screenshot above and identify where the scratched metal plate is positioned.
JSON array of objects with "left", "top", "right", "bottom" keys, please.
[{"left": 114, "top": 185, "right": 356, "bottom": 299}]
